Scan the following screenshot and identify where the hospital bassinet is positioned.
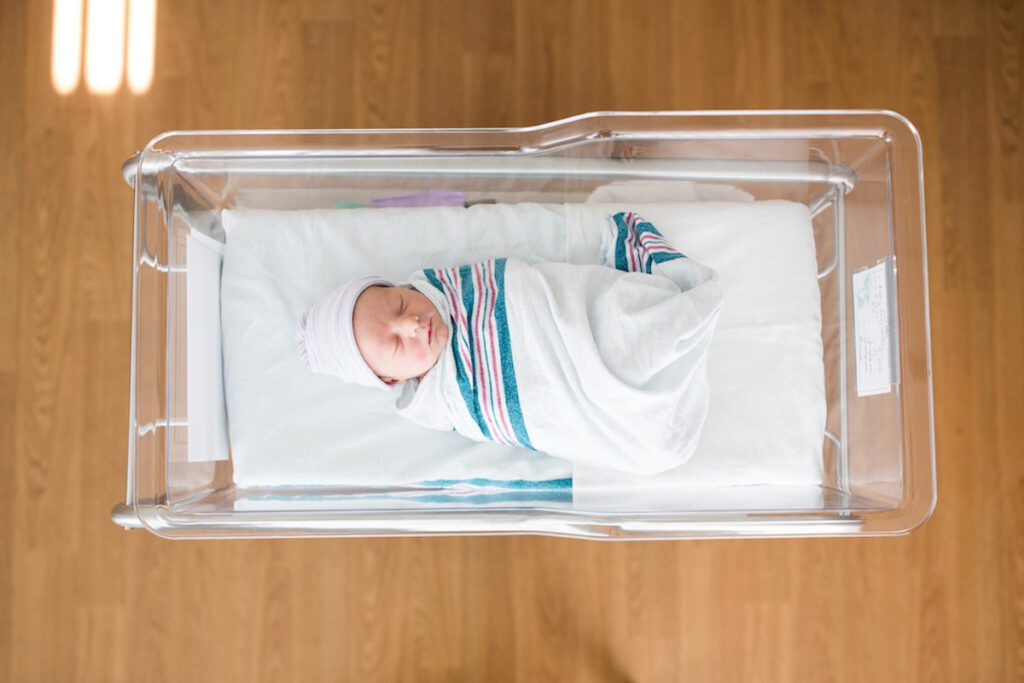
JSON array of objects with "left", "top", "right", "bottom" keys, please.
[{"left": 111, "top": 111, "right": 935, "bottom": 540}]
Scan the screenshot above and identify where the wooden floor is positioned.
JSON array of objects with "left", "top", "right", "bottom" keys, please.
[{"left": 2, "top": 0, "right": 1022, "bottom": 680}]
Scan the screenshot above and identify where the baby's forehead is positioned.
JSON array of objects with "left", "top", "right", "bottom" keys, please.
[
  {"left": 352, "top": 288, "right": 393, "bottom": 348},
  {"left": 359, "top": 284, "right": 411, "bottom": 308},
  {"left": 355, "top": 285, "right": 397, "bottom": 319},
  {"left": 363, "top": 284, "right": 395, "bottom": 298}
]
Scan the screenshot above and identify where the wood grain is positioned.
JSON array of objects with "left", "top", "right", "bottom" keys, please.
[{"left": 1, "top": 0, "right": 1022, "bottom": 680}]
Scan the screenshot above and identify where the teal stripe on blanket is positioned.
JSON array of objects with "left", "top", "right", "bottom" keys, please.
[
  {"left": 252, "top": 477, "right": 573, "bottom": 492},
  {"left": 417, "top": 477, "right": 573, "bottom": 490},
  {"left": 493, "top": 259, "right": 534, "bottom": 450},
  {"left": 413, "top": 489, "right": 571, "bottom": 505},
  {"left": 613, "top": 212, "right": 685, "bottom": 274},
  {"left": 243, "top": 489, "right": 572, "bottom": 506},
  {"left": 456, "top": 264, "right": 492, "bottom": 440},
  {"left": 424, "top": 267, "right": 491, "bottom": 441}
]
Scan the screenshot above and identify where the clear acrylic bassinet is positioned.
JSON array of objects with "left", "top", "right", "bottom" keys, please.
[{"left": 111, "top": 111, "right": 936, "bottom": 540}]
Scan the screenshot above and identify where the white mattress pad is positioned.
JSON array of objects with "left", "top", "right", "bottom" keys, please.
[{"left": 220, "top": 201, "right": 824, "bottom": 491}]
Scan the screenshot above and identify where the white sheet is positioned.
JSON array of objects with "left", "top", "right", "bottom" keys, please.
[
  {"left": 220, "top": 201, "right": 824, "bottom": 493},
  {"left": 185, "top": 231, "right": 230, "bottom": 462}
]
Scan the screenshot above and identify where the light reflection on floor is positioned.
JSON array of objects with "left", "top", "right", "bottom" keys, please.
[{"left": 51, "top": 0, "right": 155, "bottom": 95}]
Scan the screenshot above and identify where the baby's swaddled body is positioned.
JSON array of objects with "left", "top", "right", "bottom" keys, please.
[{"left": 394, "top": 212, "right": 724, "bottom": 476}]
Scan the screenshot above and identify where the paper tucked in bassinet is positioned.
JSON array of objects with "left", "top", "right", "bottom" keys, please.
[{"left": 220, "top": 201, "right": 824, "bottom": 493}]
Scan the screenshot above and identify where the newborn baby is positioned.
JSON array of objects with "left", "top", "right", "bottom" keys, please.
[{"left": 297, "top": 212, "right": 724, "bottom": 476}]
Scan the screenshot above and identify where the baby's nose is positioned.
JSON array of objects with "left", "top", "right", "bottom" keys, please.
[{"left": 405, "top": 315, "right": 423, "bottom": 336}]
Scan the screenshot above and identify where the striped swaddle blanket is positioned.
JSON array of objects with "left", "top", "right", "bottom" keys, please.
[
  {"left": 397, "top": 213, "right": 724, "bottom": 476},
  {"left": 613, "top": 210, "right": 684, "bottom": 273}
]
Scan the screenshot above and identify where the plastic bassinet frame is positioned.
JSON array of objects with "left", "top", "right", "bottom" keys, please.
[{"left": 111, "top": 110, "right": 935, "bottom": 540}]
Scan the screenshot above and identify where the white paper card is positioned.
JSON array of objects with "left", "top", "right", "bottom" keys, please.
[
  {"left": 187, "top": 232, "right": 231, "bottom": 461},
  {"left": 852, "top": 260, "right": 894, "bottom": 397}
]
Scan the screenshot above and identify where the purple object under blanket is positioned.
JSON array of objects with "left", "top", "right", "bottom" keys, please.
[{"left": 371, "top": 190, "right": 465, "bottom": 208}]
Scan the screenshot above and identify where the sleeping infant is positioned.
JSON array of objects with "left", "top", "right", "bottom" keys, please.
[{"left": 296, "top": 212, "right": 724, "bottom": 476}]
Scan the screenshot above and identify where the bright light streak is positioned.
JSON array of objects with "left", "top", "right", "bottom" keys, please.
[
  {"left": 126, "top": 0, "right": 156, "bottom": 94},
  {"left": 51, "top": 0, "right": 84, "bottom": 95},
  {"left": 85, "top": 0, "right": 126, "bottom": 95}
]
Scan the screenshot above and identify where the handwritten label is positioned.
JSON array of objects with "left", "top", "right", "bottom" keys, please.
[{"left": 852, "top": 260, "right": 894, "bottom": 397}]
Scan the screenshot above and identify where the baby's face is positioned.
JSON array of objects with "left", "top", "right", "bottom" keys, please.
[{"left": 353, "top": 285, "right": 449, "bottom": 386}]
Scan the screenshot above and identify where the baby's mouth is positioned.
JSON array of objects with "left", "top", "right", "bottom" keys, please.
[{"left": 427, "top": 317, "right": 433, "bottom": 344}]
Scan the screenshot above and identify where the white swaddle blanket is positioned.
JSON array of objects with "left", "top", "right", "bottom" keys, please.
[{"left": 395, "top": 213, "right": 723, "bottom": 475}]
